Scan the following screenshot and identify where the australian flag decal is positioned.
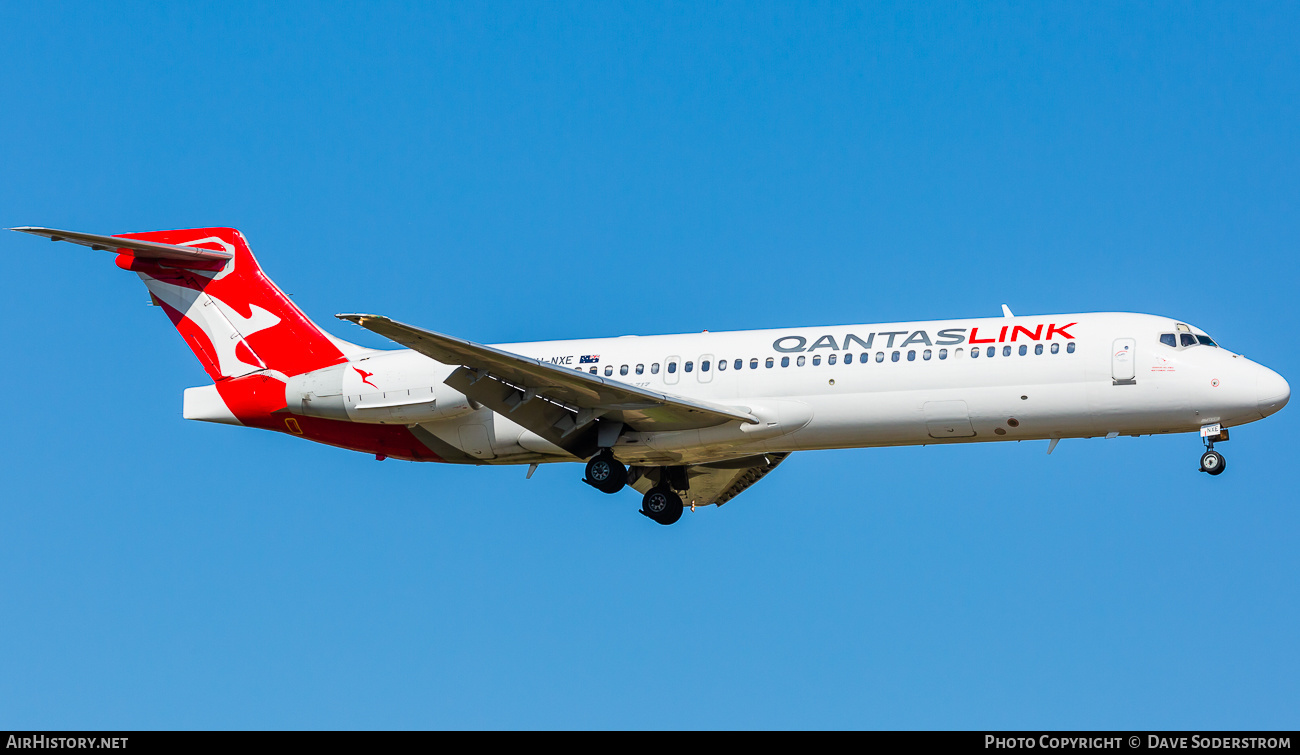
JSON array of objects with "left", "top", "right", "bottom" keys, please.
[{"left": 579, "top": 355, "right": 601, "bottom": 364}]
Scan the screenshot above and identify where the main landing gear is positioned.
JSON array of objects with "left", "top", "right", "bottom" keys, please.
[
  {"left": 640, "top": 487, "right": 684, "bottom": 526},
  {"left": 1199, "top": 427, "right": 1228, "bottom": 476},
  {"left": 583, "top": 452, "right": 688, "bottom": 525},
  {"left": 584, "top": 450, "right": 627, "bottom": 494}
]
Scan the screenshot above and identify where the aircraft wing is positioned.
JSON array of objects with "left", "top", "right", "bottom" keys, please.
[
  {"left": 337, "top": 313, "right": 758, "bottom": 458},
  {"left": 630, "top": 453, "right": 790, "bottom": 508}
]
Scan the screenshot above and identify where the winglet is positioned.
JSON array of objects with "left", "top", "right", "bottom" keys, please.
[{"left": 1001, "top": 304, "right": 1015, "bottom": 318}]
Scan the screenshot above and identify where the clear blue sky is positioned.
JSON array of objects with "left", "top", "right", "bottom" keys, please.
[{"left": 2, "top": 1, "right": 1297, "bottom": 729}]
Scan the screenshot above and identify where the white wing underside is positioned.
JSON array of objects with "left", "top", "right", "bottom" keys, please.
[{"left": 629, "top": 453, "right": 790, "bottom": 507}]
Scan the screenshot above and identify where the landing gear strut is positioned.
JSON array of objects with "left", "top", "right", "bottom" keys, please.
[
  {"left": 1199, "top": 429, "right": 1227, "bottom": 476},
  {"left": 640, "top": 487, "right": 684, "bottom": 525},
  {"left": 584, "top": 451, "right": 627, "bottom": 493}
]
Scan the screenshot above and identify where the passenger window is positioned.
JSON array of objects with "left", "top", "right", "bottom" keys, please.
[
  {"left": 1034, "top": 344, "right": 1043, "bottom": 355},
  {"left": 828, "top": 354, "right": 838, "bottom": 365},
  {"left": 620, "top": 365, "right": 628, "bottom": 375},
  {"left": 1181, "top": 333, "right": 1197, "bottom": 347},
  {"left": 765, "top": 357, "right": 774, "bottom": 368},
  {"left": 907, "top": 350, "right": 916, "bottom": 361},
  {"left": 651, "top": 363, "right": 660, "bottom": 374},
  {"left": 734, "top": 359, "right": 743, "bottom": 370},
  {"left": 939, "top": 349, "right": 948, "bottom": 360},
  {"left": 954, "top": 348, "right": 963, "bottom": 358},
  {"left": 750, "top": 358, "right": 759, "bottom": 369},
  {"left": 668, "top": 362, "right": 677, "bottom": 374},
  {"left": 923, "top": 349, "right": 932, "bottom": 360},
  {"left": 780, "top": 356, "right": 790, "bottom": 367},
  {"left": 685, "top": 361, "right": 694, "bottom": 372},
  {"left": 1051, "top": 343, "right": 1059, "bottom": 354},
  {"left": 717, "top": 360, "right": 726, "bottom": 371},
  {"left": 875, "top": 352, "right": 884, "bottom": 363},
  {"left": 1067, "top": 342, "right": 1076, "bottom": 353},
  {"left": 590, "top": 367, "right": 597, "bottom": 374},
  {"left": 605, "top": 365, "right": 614, "bottom": 376},
  {"left": 796, "top": 355, "right": 805, "bottom": 367},
  {"left": 812, "top": 355, "right": 821, "bottom": 366},
  {"left": 971, "top": 347, "right": 980, "bottom": 358},
  {"left": 701, "top": 360, "right": 710, "bottom": 372},
  {"left": 1160, "top": 333, "right": 1176, "bottom": 348},
  {"left": 860, "top": 353, "right": 870, "bottom": 364},
  {"left": 1003, "top": 345, "right": 1012, "bottom": 357},
  {"left": 1018, "top": 345, "right": 1027, "bottom": 356},
  {"left": 843, "top": 353, "right": 853, "bottom": 364},
  {"left": 636, "top": 364, "right": 644, "bottom": 374},
  {"left": 891, "top": 351, "right": 900, "bottom": 362},
  {"left": 987, "top": 346, "right": 996, "bottom": 358}
]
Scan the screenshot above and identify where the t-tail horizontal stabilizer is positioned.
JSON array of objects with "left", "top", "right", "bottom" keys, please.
[{"left": 11, "top": 226, "right": 235, "bottom": 265}]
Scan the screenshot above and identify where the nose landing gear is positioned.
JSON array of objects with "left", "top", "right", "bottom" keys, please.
[
  {"left": 1200, "top": 449, "right": 1226, "bottom": 475},
  {"left": 1199, "top": 426, "right": 1228, "bottom": 476}
]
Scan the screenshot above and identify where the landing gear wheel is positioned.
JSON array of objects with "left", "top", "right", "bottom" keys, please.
[
  {"left": 584, "top": 453, "right": 627, "bottom": 493},
  {"left": 1200, "top": 450, "right": 1226, "bottom": 476},
  {"left": 641, "top": 487, "right": 684, "bottom": 525}
]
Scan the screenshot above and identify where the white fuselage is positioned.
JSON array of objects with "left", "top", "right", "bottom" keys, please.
[{"left": 328, "top": 312, "right": 1289, "bottom": 465}]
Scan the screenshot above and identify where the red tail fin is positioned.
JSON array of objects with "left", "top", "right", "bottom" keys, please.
[{"left": 115, "top": 228, "right": 346, "bottom": 380}]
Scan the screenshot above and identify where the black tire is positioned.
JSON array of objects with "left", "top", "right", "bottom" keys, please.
[
  {"left": 585, "top": 453, "right": 627, "bottom": 493},
  {"left": 1200, "top": 450, "right": 1226, "bottom": 476},
  {"left": 641, "top": 487, "right": 684, "bottom": 525}
]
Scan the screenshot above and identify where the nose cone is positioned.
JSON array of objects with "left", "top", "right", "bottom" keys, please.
[{"left": 1258, "top": 367, "right": 1290, "bottom": 417}]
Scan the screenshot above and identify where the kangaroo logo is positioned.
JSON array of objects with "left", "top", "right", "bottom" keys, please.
[{"left": 354, "top": 367, "right": 378, "bottom": 388}]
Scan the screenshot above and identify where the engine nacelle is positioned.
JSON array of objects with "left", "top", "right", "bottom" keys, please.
[{"left": 285, "top": 352, "right": 476, "bottom": 425}]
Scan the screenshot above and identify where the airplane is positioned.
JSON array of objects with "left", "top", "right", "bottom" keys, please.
[{"left": 14, "top": 225, "right": 1290, "bottom": 525}]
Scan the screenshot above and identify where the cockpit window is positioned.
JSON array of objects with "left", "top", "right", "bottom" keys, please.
[{"left": 1169, "top": 328, "right": 1222, "bottom": 349}]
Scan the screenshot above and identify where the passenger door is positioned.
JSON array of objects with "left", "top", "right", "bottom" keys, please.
[{"left": 1112, "top": 338, "right": 1136, "bottom": 385}]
